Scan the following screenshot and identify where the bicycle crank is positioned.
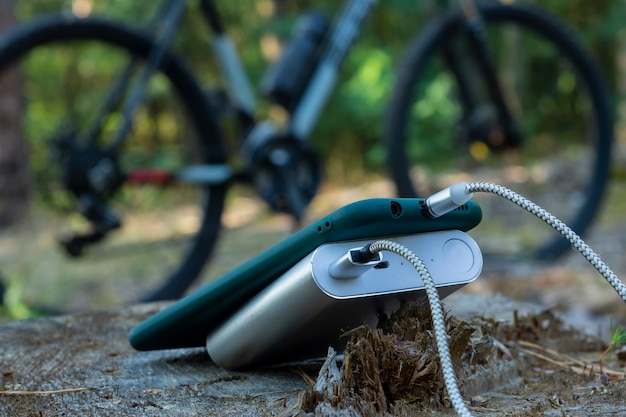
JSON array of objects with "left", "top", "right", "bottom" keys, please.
[{"left": 249, "top": 137, "right": 321, "bottom": 223}]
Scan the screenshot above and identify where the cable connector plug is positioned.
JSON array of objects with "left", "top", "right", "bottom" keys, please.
[
  {"left": 425, "top": 182, "right": 473, "bottom": 218},
  {"left": 328, "top": 244, "right": 382, "bottom": 279}
]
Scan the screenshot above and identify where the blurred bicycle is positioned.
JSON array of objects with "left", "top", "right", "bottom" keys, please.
[{"left": 0, "top": 0, "right": 613, "bottom": 312}]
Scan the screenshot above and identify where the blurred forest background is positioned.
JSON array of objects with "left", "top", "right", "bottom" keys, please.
[
  {"left": 0, "top": 0, "right": 625, "bottom": 233},
  {"left": 1, "top": 0, "right": 624, "bottom": 183}
]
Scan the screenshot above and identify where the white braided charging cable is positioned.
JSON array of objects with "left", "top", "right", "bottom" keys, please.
[
  {"left": 363, "top": 181, "right": 626, "bottom": 417},
  {"left": 465, "top": 181, "right": 626, "bottom": 304},
  {"left": 368, "top": 240, "right": 474, "bottom": 417}
]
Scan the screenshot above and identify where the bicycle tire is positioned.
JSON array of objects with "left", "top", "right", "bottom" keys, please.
[
  {"left": 0, "top": 14, "right": 227, "bottom": 312},
  {"left": 385, "top": 3, "right": 613, "bottom": 261}
]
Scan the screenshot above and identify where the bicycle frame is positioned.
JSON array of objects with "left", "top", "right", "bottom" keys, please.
[
  {"left": 203, "top": 0, "right": 378, "bottom": 142},
  {"left": 94, "top": 0, "right": 519, "bottom": 201},
  {"left": 90, "top": 0, "right": 377, "bottom": 190}
]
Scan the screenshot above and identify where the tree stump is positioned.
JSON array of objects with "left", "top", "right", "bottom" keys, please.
[
  {"left": 0, "top": 293, "right": 623, "bottom": 416},
  {"left": 0, "top": 303, "right": 307, "bottom": 416}
]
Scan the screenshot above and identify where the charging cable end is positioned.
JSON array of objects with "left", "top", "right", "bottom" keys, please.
[
  {"left": 425, "top": 182, "right": 473, "bottom": 218},
  {"left": 328, "top": 245, "right": 382, "bottom": 279}
]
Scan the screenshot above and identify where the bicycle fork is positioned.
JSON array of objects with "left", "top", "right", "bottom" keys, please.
[{"left": 450, "top": 0, "right": 522, "bottom": 151}]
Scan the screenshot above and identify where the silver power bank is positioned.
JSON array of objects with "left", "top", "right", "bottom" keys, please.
[{"left": 206, "top": 230, "right": 482, "bottom": 369}]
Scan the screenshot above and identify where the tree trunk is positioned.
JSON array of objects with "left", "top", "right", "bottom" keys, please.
[{"left": 0, "top": 0, "right": 29, "bottom": 228}]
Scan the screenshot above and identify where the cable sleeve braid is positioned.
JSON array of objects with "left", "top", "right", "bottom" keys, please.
[
  {"left": 368, "top": 240, "right": 474, "bottom": 417},
  {"left": 368, "top": 182, "right": 626, "bottom": 417},
  {"left": 465, "top": 181, "right": 626, "bottom": 304}
]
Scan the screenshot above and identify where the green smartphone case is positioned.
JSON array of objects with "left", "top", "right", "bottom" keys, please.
[{"left": 129, "top": 198, "right": 481, "bottom": 351}]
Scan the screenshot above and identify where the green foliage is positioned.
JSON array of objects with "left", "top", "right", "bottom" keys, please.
[
  {"left": 9, "top": 0, "right": 625, "bottom": 181},
  {"left": 0, "top": 280, "right": 39, "bottom": 319},
  {"left": 525, "top": 0, "right": 625, "bottom": 92},
  {"left": 610, "top": 321, "right": 626, "bottom": 348},
  {"left": 598, "top": 320, "right": 626, "bottom": 365}
]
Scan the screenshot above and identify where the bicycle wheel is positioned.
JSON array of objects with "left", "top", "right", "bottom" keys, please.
[
  {"left": 385, "top": 3, "right": 613, "bottom": 262},
  {"left": 0, "top": 14, "right": 227, "bottom": 314}
]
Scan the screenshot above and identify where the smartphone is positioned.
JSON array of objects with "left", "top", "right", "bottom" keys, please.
[{"left": 129, "top": 198, "right": 482, "bottom": 354}]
